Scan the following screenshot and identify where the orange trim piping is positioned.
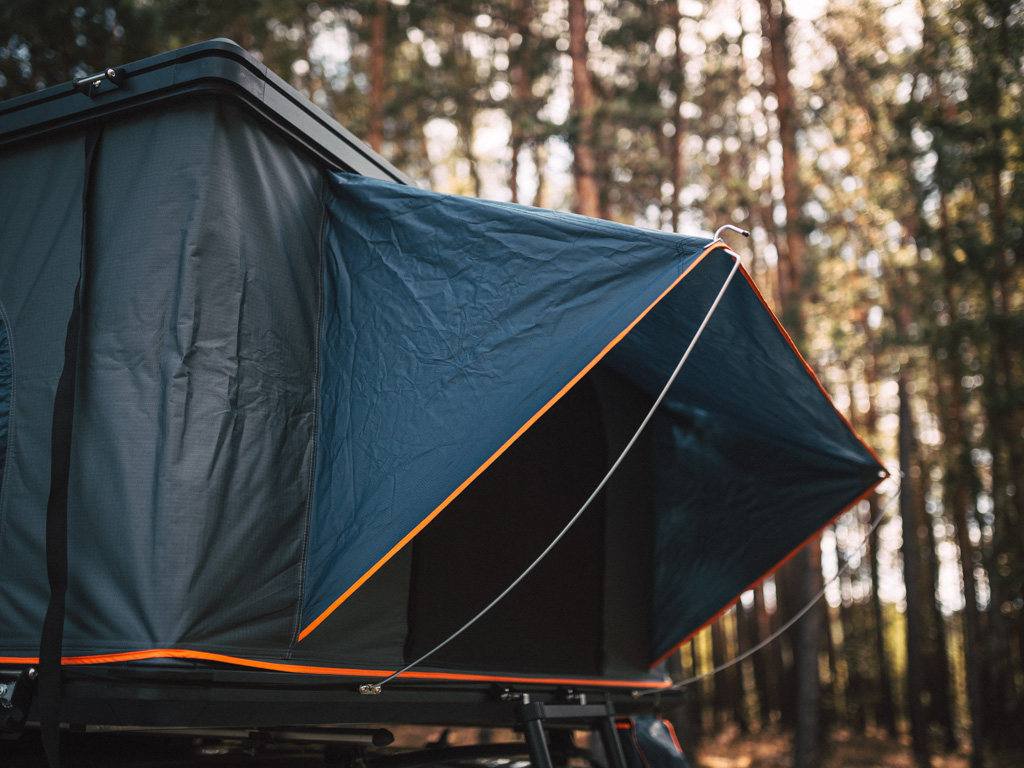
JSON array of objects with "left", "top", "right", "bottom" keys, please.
[
  {"left": 661, "top": 718, "right": 685, "bottom": 753},
  {"left": 0, "top": 649, "right": 671, "bottom": 689},
  {"left": 298, "top": 241, "right": 732, "bottom": 642}
]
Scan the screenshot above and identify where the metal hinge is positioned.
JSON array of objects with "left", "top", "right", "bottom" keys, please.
[{"left": 73, "top": 67, "right": 127, "bottom": 97}]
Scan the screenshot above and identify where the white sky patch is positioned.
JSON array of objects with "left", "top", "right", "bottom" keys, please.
[
  {"left": 472, "top": 110, "right": 511, "bottom": 159},
  {"left": 885, "top": 0, "right": 924, "bottom": 52},
  {"left": 423, "top": 117, "right": 459, "bottom": 192},
  {"left": 421, "top": 38, "right": 443, "bottom": 68},
  {"left": 539, "top": 54, "right": 572, "bottom": 127},
  {"left": 787, "top": 0, "right": 828, "bottom": 20},
  {"left": 309, "top": 25, "right": 352, "bottom": 85},
  {"left": 877, "top": 516, "right": 906, "bottom": 607},
  {"left": 822, "top": 528, "right": 841, "bottom": 607},
  {"left": 937, "top": 535, "right": 965, "bottom": 614},
  {"left": 515, "top": 145, "right": 539, "bottom": 206},
  {"left": 763, "top": 575, "right": 778, "bottom": 613},
  {"left": 655, "top": 27, "right": 676, "bottom": 57},
  {"left": 424, "top": 117, "right": 458, "bottom": 162},
  {"left": 740, "top": 589, "right": 756, "bottom": 611},
  {"left": 473, "top": 109, "right": 513, "bottom": 202},
  {"left": 544, "top": 137, "right": 575, "bottom": 211}
]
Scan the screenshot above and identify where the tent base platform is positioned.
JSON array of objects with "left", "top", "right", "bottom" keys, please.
[
  {"left": 2, "top": 665, "right": 677, "bottom": 767},
  {"left": 57, "top": 669, "right": 662, "bottom": 726}
]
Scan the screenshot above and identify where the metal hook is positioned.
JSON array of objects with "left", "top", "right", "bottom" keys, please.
[{"left": 713, "top": 224, "right": 750, "bottom": 242}]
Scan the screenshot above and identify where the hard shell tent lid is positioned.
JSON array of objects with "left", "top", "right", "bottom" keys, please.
[{"left": 0, "top": 40, "right": 885, "bottom": 695}]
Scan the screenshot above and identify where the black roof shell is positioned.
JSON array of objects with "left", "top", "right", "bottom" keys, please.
[{"left": 0, "top": 38, "right": 410, "bottom": 184}]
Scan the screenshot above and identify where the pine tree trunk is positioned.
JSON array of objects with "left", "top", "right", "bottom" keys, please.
[
  {"left": 532, "top": 143, "right": 548, "bottom": 209},
  {"left": 366, "top": 0, "right": 387, "bottom": 153},
  {"left": 986, "top": 0, "right": 1024, "bottom": 541},
  {"left": 864, "top": 331, "right": 897, "bottom": 735},
  {"left": 773, "top": 567, "right": 798, "bottom": 732},
  {"left": 868, "top": 503, "right": 897, "bottom": 734},
  {"left": 951, "top": 469, "right": 985, "bottom": 768},
  {"left": 733, "top": 605, "right": 755, "bottom": 731},
  {"left": 751, "top": 588, "right": 777, "bottom": 727},
  {"left": 985, "top": 551, "right": 1013, "bottom": 749},
  {"left": 507, "top": 1, "right": 533, "bottom": 205},
  {"left": 668, "top": 0, "right": 685, "bottom": 233},
  {"left": 981, "top": 7, "right": 1023, "bottom": 738},
  {"left": 455, "top": 115, "right": 482, "bottom": 199},
  {"left": 937, "top": 186, "right": 985, "bottom": 768},
  {"left": 745, "top": 593, "right": 770, "bottom": 729},
  {"left": 759, "top": 0, "right": 802, "bottom": 330},
  {"left": 691, "top": 641, "right": 707, "bottom": 737},
  {"left": 711, "top": 617, "right": 732, "bottom": 730},
  {"left": 792, "top": 545, "right": 824, "bottom": 768},
  {"left": 921, "top": 452, "right": 957, "bottom": 749},
  {"left": 760, "top": 2, "right": 821, "bottom": 760},
  {"left": 509, "top": 142, "right": 521, "bottom": 205},
  {"left": 834, "top": 546, "right": 863, "bottom": 732},
  {"left": 567, "top": 0, "right": 600, "bottom": 218},
  {"left": 899, "top": 373, "right": 930, "bottom": 768},
  {"left": 824, "top": 594, "right": 841, "bottom": 731}
]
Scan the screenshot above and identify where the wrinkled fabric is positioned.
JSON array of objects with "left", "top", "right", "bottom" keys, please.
[
  {"left": 0, "top": 102, "right": 323, "bottom": 659},
  {"left": 307, "top": 173, "right": 710, "bottom": 631},
  {"left": 0, "top": 133, "right": 86, "bottom": 648}
]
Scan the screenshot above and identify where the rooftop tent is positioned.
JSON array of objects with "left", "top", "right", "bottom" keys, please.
[{"left": 0, "top": 40, "right": 884, "bottom": 728}]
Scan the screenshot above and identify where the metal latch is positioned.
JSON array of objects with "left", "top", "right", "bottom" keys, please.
[
  {"left": 0, "top": 668, "right": 37, "bottom": 738},
  {"left": 73, "top": 67, "right": 127, "bottom": 97}
]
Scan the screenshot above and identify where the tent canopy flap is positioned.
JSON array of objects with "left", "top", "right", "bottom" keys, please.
[{"left": 304, "top": 173, "right": 884, "bottom": 667}]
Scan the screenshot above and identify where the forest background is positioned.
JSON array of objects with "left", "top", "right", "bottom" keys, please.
[{"left": 1, "top": 1, "right": 1021, "bottom": 767}]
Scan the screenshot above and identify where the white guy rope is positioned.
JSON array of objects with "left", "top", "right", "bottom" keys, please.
[
  {"left": 360, "top": 241, "right": 744, "bottom": 694},
  {"left": 633, "top": 477, "right": 900, "bottom": 698}
]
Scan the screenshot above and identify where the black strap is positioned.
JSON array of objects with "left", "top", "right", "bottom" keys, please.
[{"left": 38, "top": 129, "right": 101, "bottom": 768}]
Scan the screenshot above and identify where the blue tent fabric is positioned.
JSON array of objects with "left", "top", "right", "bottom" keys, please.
[
  {"left": 601, "top": 254, "right": 883, "bottom": 661},
  {"left": 306, "top": 173, "right": 712, "bottom": 634},
  {"left": 303, "top": 172, "right": 883, "bottom": 654}
]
